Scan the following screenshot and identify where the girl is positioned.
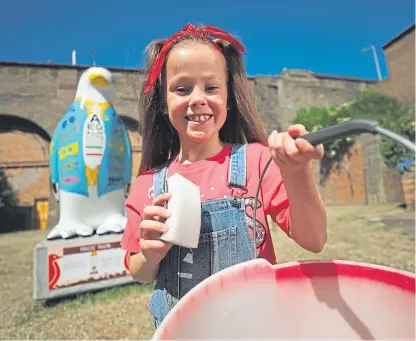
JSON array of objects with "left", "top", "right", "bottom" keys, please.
[{"left": 121, "top": 23, "right": 327, "bottom": 327}]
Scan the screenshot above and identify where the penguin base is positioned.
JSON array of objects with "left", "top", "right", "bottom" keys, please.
[{"left": 33, "top": 233, "right": 134, "bottom": 301}]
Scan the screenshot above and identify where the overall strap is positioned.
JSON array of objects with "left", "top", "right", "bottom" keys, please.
[
  {"left": 153, "top": 165, "right": 168, "bottom": 197},
  {"left": 227, "top": 144, "right": 247, "bottom": 189}
]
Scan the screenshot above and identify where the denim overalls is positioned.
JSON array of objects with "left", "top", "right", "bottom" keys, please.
[{"left": 148, "top": 144, "right": 257, "bottom": 327}]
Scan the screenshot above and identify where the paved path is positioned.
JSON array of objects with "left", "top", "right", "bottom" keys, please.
[{"left": 381, "top": 212, "right": 415, "bottom": 235}]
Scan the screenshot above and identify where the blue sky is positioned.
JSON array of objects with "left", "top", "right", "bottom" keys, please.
[{"left": 0, "top": 0, "right": 414, "bottom": 80}]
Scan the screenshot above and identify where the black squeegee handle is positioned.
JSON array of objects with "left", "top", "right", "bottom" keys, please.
[{"left": 296, "top": 119, "right": 380, "bottom": 146}]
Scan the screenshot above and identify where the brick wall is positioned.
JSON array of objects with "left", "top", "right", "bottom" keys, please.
[
  {"left": 374, "top": 25, "right": 415, "bottom": 105},
  {"left": 0, "top": 61, "right": 407, "bottom": 231},
  {"left": 318, "top": 142, "right": 367, "bottom": 205},
  {"left": 315, "top": 140, "right": 404, "bottom": 205},
  {"left": 0, "top": 130, "right": 50, "bottom": 206}
]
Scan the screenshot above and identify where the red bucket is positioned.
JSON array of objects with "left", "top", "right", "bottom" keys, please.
[{"left": 152, "top": 259, "right": 415, "bottom": 340}]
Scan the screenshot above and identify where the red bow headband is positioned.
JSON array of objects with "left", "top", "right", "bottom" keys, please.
[{"left": 143, "top": 23, "right": 246, "bottom": 94}]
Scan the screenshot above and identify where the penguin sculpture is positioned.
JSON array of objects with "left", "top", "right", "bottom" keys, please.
[{"left": 47, "top": 67, "right": 132, "bottom": 239}]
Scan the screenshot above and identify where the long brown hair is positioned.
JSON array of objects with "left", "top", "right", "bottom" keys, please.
[{"left": 137, "top": 34, "right": 268, "bottom": 175}]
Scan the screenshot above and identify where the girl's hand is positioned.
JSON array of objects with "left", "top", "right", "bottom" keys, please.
[
  {"left": 268, "top": 124, "right": 324, "bottom": 171},
  {"left": 139, "top": 192, "right": 173, "bottom": 265}
]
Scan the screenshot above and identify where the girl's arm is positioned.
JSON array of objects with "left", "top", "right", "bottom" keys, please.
[
  {"left": 280, "top": 162, "right": 327, "bottom": 253},
  {"left": 267, "top": 124, "right": 327, "bottom": 253},
  {"left": 121, "top": 191, "right": 173, "bottom": 284},
  {"left": 128, "top": 252, "right": 161, "bottom": 284}
]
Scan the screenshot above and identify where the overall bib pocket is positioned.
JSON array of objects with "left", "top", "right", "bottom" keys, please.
[{"left": 178, "top": 226, "right": 237, "bottom": 298}]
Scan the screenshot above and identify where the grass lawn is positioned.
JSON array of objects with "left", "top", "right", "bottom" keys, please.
[{"left": 0, "top": 204, "right": 414, "bottom": 340}]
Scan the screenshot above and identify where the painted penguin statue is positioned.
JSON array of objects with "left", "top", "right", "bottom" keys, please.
[{"left": 47, "top": 67, "right": 132, "bottom": 239}]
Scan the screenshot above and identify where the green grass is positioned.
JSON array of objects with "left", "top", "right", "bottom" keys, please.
[{"left": 0, "top": 204, "right": 414, "bottom": 339}]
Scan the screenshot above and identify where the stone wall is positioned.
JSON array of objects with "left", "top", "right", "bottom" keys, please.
[
  {"left": 246, "top": 70, "right": 372, "bottom": 134},
  {"left": 0, "top": 63, "right": 143, "bottom": 135},
  {"left": 401, "top": 166, "right": 415, "bottom": 211},
  {"left": 274, "top": 70, "right": 370, "bottom": 130},
  {"left": 0, "top": 62, "right": 375, "bottom": 135},
  {"left": 0, "top": 61, "right": 405, "bottom": 231}
]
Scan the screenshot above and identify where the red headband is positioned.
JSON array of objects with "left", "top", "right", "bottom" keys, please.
[{"left": 143, "top": 23, "right": 246, "bottom": 94}]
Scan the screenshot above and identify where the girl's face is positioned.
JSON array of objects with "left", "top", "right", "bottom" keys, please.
[{"left": 164, "top": 41, "right": 228, "bottom": 145}]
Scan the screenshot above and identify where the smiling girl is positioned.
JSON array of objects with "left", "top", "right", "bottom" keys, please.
[{"left": 121, "top": 23, "right": 327, "bottom": 327}]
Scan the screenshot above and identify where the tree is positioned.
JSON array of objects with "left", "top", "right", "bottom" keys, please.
[
  {"left": 294, "top": 103, "right": 356, "bottom": 184},
  {"left": 0, "top": 168, "right": 18, "bottom": 230},
  {"left": 343, "top": 90, "right": 415, "bottom": 169},
  {"left": 293, "top": 89, "right": 415, "bottom": 184}
]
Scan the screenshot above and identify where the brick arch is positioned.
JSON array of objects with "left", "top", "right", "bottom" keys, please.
[
  {"left": 0, "top": 108, "right": 62, "bottom": 138},
  {"left": 0, "top": 114, "right": 51, "bottom": 142},
  {"left": 0, "top": 114, "right": 51, "bottom": 233}
]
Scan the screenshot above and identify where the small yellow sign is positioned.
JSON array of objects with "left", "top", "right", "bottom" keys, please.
[{"left": 36, "top": 200, "right": 49, "bottom": 230}]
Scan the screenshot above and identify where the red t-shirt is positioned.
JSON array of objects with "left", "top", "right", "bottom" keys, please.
[{"left": 120, "top": 142, "right": 291, "bottom": 265}]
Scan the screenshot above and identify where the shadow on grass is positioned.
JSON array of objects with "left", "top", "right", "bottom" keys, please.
[{"left": 41, "top": 282, "right": 154, "bottom": 308}]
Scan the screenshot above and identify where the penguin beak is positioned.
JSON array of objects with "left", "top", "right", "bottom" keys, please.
[{"left": 88, "top": 73, "right": 110, "bottom": 87}]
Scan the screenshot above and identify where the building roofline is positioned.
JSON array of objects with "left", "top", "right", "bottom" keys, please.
[
  {"left": 313, "top": 71, "right": 377, "bottom": 83},
  {"left": 276, "top": 69, "right": 377, "bottom": 83},
  {"left": 0, "top": 60, "right": 144, "bottom": 74},
  {"left": 382, "top": 23, "right": 415, "bottom": 49},
  {"left": 1, "top": 60, "right": 376, "bottom": 83}
]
